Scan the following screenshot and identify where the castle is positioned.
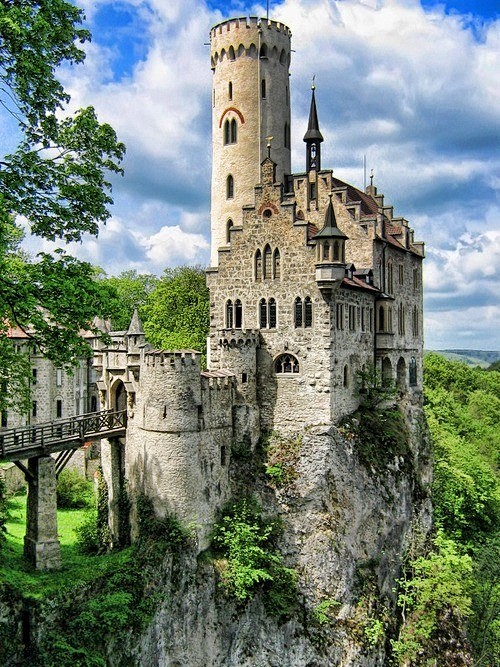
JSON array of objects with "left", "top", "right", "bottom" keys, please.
[{"left": 95, "top": 17, "right": 424, "bottom": 549}]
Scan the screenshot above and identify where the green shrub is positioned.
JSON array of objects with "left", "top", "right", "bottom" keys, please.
[
  {"left": 265, "top": 432, "right": 302, "bottom": 487},
  {"left": 56, "top": 469, "right": 93, "bottom": 509},
  {"left": 212, "top": 497, "right": 297, "bottom": 617}
]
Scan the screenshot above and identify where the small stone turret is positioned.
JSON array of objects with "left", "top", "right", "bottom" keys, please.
[{"left": 314, "top": 195, "right": 348, "bottom": 295}]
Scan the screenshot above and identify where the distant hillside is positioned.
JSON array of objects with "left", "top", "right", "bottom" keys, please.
[{"left": 426, "top": 349, "right": 500, "bottom": 368}]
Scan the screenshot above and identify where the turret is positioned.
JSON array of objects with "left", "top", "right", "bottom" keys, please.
[
  {"left": 314, "top": 195, "right": 348, "bottom": 295},
  {"left": 303, "top": 83, "right": 323, "bottom": 172},
  {"left": 210, "top": 17, "right": 292, "bottom": 265}
]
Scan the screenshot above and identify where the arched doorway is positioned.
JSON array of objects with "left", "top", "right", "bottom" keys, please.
[
  {"left": 382, "top": 357, "right": 393, "bottom": 386},
  {"left": 397, "top": 357, "right": 406, "bottom": 392}
]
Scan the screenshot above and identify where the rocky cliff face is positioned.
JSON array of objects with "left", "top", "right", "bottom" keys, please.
[{"left": 130, "top": 398, "right": 433, "bottom": 666}]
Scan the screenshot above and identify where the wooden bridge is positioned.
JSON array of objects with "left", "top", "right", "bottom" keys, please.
[
  {"left": 0, "top": 409, "right": 127, "bottom": 464},
  {"left": 0, "top": 410, "right": 127, "bottom": 571}
]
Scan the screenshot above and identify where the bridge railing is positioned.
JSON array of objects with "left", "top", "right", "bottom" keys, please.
[{"left": 0, "top": 409, "right": 127, "bottom": 460}]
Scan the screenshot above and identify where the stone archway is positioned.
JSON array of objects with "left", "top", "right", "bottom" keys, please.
[{"left": 107, "top": 379, "right": 130, "bottom": 547}]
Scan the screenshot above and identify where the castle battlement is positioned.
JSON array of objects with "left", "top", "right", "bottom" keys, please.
[
  {"left": 211, "top": 16, "right": 291, "bottom": 39},
  {"left": 142, "top": 349, "right": 201, "bottom": 371}
]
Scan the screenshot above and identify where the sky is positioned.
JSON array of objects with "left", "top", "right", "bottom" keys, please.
[{"left": 6, "top": 0, "right": 500, "bottom": 350}]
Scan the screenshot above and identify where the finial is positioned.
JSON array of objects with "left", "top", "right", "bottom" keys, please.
[
  {"left": 370, "top": 169, "right": 374, "bottom": 187},
  {"left": 311, "top": 74, "right": 316, "bottom": 91}
]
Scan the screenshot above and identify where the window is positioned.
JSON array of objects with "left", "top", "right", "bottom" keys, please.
[
  {"left": 56, "top": 399, "right": 62, "bottom": 418},
  {"left": 235, "top": 299, "right": 243, "bottom": 328},
  {"left": 336, "top": 303, "right": 345, "bottom": 330},
  {"left": 260, "top": 44, "right": 268, "bottom": 59},
  {"left": 224, "top": 119, "right": 237, "bottom": 145},
  {"left": 259, "top": 298, "right": 267, "bottom": 328},
  {"left": 361, "top": 307, "right": 366, "bottom": 332},
  {"left": 294, "top": 297, "right": 303, "bottom": 327},
  {"left": 260, "top": 298, "right": 277, "bottom": 329},
  {"left": 413, "top": 267, "right": 420, "bottom": 290},
  {"left": 378, "top": 306, "right": 385, "bottom": 332},
  {"left": 228, "top": 81, "right": 233, "bottom": 100},
  {"left": 343, "top": 365, "right": 349, "bottom": 387},
  {"left": 322, "top": 241, "right": 330, "bottom": 261},
  {"left": 228, "top": 45, "right": 235, "bottom": 60},
  {"left": 398, "top": 303, "right": 406, "bottom": 335},
  {"left": 261, "top": 78, "right": 266, "bottom": 98},
  {"left": 349, "top": 305, "right": 356, "bottom": 331},
  {"left": 255, "top": 249, "right": 262, "bottom": 281},
  {"left": 387, "top": 261, "right": 394, "bottom": 294},
  {"left": 226, "top": 174, "right": 234, "bottom": 199},
  {"left": 304, "top": 297, "right": 312, "bottom": 328},
  {"left": 309, "top": 181, "right": 316, "bottom": 201},
  {"left": 273, "top": 248, "right": 281, "bottom": 279},
  {"left": 226, "top": 300, "right": 234, "bottom": 328},
  {"left": 284, "top": 122, "right": 290, "bottom": 149},
  {"left": 275, "top": 353, "right": 299, "bottom": 374},
  {"left": 333, "top": 240, "right": 340, "bottom": 262},
  {"left": 409, "top": 357, "right": 417, "bottom": 386},
  {"left": 412, "top": 306, "right": 419, "bottom": 337},
  {"left": 263, "top": 244, "right": 272, "bottom": 279},
  {"left": 32, "top": 401, "right": 37, "bottom": 417},
  {"left": 32, "top": 368, "right": 37, "bottom": 385},
  {"left": 269, "top": 298, "right": 277, "bottom": 328},
  {"left": 226, "top": 219, "right": 233, "bottom": 243},
  {"left": 399, "top": 264, "right": 404, "bottom": 286},
  {"left": 56, "top": 368, "right": 63, "bottom": 386},
  {"left": 90, "top": 395, "right": 98, "bottom": 413}
]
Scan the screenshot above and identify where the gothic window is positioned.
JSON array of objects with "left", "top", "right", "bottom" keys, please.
[
  {"left": 226, "top": 174, "right": 234, "bottom": 199},
  {"left": 409, "top": 357, "right": 417, "bottom": 386},
  {"left": 387, "top": 306, "right": 393, "bottom": 332},
  {"left": 309, "top": 181, "right": 316, "bottom": 200},
  {"left": 412, "top": 306, "right": 419, "bottom": 337},
  {"left": 361, "top": 307, "right": 366, "bottom": 332},
  {"left": 343, "top": 365, "right": 349, "bottom": 387},
  {"left": 259, "top": 298, "right": 267, "bottom": 328},
  {"left": 269, "top": 298, "right": 277, "bottom": 328},
  {"left": 255, "top": 249, "right": 262, "bottom": 281},
  {"left": 336, "top": 303, "right": 345, "bottom": 330},
  {"left": 230, "top": 118, "right": 237, "bottom": 143},
  {"left": 261, "top": 78, "right": 266, "bottom": 98},
  {"left": 294, "top": 297, "right": 303, "bottom": 327},
  {"left": 235, "top": 299, "right": 243, "bottom": 328},
  {"left": 284, "top": 122, "right": 290, "bottom": 149},
  {"left": 304, "top": 297, "right": 313, "bottom": 328},
  {"left": 263, "top": 244, "right": 272, "bottom": 279},
  {"left": 387, "top": 261, "right": 394, "bottom": 294},
  {"left": 224, "top": 120, "right": 237, "bottom": 145},
  {"left": 399, "top": 264, "right": 404, "bottom": 285},
  {"left": 228, "top": 46, "right": 235, "bottom": 60},
  {"left": 275, "top": 353, "right": 299, "bottom": 374},
  {"left": 378, "top": 306, "right": 385, "bottom": 332},
  {"left": 228, "top": 81, "right": 233, "bottom": 100},
  {"left": 224, "top": 119, "right": 230, "bottom": 145},
  {"left": 349, "top": 305, "right": 356, "bottom": 331},
  {"left": 398, "top": 303, "right": 406, "bottom": 335},
  {"left": 56, "top": 399, "right": 62, "bottom": 418},
  {"left": 56, "top": 368, "right": 63, "bottom": 387},
  {"left": 226, "top": 219, "right": 233, "bottom": 243},
  {"left": 322, "top": 240, "right": 330, "bottom": 261},
  {"left": 273, "top": 248, "right": 281, "bottom": 279},
  {"left": 260, "top": 43, "right": 268, "bottom": 59},
  {"left": 226, "top": 300, "right": 234, "bottom": 328},
  {"left": 413, "top": 267, "right": 420, "bottom": 290},
  {"left": 333, "top": 240, "right": 340, "bottom": 262}
]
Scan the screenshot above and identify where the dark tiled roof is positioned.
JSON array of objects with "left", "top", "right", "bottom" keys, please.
[
  {"left": 342, "top": 276, "right": 380, "bottom": 293},
  {"left": 331, "top": 177, "right": 378, "bottom": 216}
]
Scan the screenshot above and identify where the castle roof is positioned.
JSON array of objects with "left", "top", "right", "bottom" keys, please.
[
  {"left": 127, "top": 308, "right": 144, "bottom": 336},
  {"left": 314, "top": 195, "right": 348, "bottom": 240},
  {"left": 303, "top": 87, "right": 324, "bottom": 143}
]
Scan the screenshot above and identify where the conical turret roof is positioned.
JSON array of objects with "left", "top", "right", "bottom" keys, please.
[
  {"left": 126, "top": 308, "right": 144, "bottom": 336},
  {"left": 303, "top": 87, "right": 324, "bottom": 143},
  {"left": 315, "top": 196, "right": 348, "bottom": 239}
]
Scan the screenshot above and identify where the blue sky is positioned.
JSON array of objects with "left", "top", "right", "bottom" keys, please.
[{"left": 5, "top": 0, "right": 499, "bottom": 350}]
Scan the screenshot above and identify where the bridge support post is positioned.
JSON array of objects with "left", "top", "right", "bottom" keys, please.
[{"left": 24, "top": 455, "right": 61, "bottom": 570}]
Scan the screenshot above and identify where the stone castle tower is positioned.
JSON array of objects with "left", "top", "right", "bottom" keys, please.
[
  {"left": 96, "top": 15, "right": 425, "bottom": 550},
  {"left": 210, "top": 18, "right": 292, "bottom": 265}
]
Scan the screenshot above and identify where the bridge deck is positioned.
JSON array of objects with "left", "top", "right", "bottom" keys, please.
[{"left": 0, "top": 410, "right": 127, "bottom": 462}]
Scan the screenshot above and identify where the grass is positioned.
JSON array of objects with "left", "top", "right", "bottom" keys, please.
[{"left": 0, "top": 493, "right": 131, "bottom": 600}]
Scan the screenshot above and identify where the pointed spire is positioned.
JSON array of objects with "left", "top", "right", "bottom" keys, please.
[
  {"left": 127, "top": 308, "right": 144, "bottom": 336},
  {"left": 303, "top": 83, "right": 324, "bottom": 143},
  {"left": 315, "top": 195, "right": 348, "bottom": 239}
]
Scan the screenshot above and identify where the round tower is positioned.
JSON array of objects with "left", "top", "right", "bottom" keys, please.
[{"left": 210, "top": 17, "right": 292, "bottom": 266}]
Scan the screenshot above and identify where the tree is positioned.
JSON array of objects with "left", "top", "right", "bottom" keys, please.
[
  {"left": 0, "top": 1, "right": 125, "bottom": 413},
  {"left": 143, "top": 266, "right": 209, "bottom": 355},
  {"left": 99, "top": 270, "right": 159, "bottom": 331}
]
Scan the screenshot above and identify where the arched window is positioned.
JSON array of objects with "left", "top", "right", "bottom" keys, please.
[
  {"left": 269, "top": 298, "right": 277, "bottom": 328},
  {"left": 387, "top": 261, "right": 394, "bottom": 294},
  {"left": 397, "top": 357, "right": 406, "bottom": 391},
  {"left": 230, "top": 118, "right": 237, "bottom": 143},
  {"left": 409, "top": 357, "right": 417, "bottom": 386},
  {"left": 224, "top": 120, "right": 237, "bottom": 145},
  {"left": 226, "top": 174, "right": 234, "bottom": 199},
  {"left": 412, "top": 306, "right": 419, "bottom": 337},
  {"left": 224, "top": 119, "right": 230, "bottom": 145},
  {"left": 255, "top": 249, "right": 262, "bottom": 281},
  {"left": 226, "top": 300, "right": 233, "bottom": 328},
  {"left": 343, "top": 365, "right": 349, "bottom": 387},
  {"left": 304, "top": 297, "right": 313, "bottom": 328},
  {"left": 259, "top": 43, "right": 268, "bottom": 59},
  {"left": 228, "top": 46, "right": 235, "bottom": 60},
  {"left": 322, "top": 240, "right": 330, "bottom": 261},
  {"left": 382, "top": 357, "right": 392, "bottom": 386},
  {"left": 226, "top": 219, "right": 233, "bottom": 244},
  {"left": 273, "top": 248, "right": 281, "bottom": 279},
  {"left": 275, "top": 353, "right": 299, "bottom": 374},
  {"left": 235, "top": 299, "right": 243, "bottom": 328},
  {"left": 228, "top": 81, "right": 233, "bottom": 100},
  {"left": 398, "top": 303, "right": 405, "bottom": 335},
  {"left": 259, "top": 298, "right": 267, "bottom": 329},
  {"left": 294, "top": 297, "right": 303, "bottom": 327},
  {"left": 333, "top": 240, "right": 340, "bottom": 261},
  {"left": 263, "top": 244, "right": 272, "bottom": 279},
  {"left": 378, "top": 306, "right": 384, "bottom": 332}
]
